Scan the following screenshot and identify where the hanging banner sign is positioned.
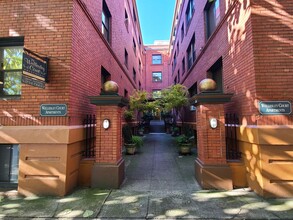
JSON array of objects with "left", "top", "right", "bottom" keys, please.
[
  {"left": 259, "top": 101, "right": 292, "bottom": 115},
  {"left": 22, "top": 49, "right": 48, "bottom": 89}
]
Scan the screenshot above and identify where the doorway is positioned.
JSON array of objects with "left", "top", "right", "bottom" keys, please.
[{"left": 0, "top": 144, "right": 19, "bottom": 184}]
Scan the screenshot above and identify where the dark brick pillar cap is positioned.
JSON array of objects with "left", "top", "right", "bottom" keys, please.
[{"left": 190, "top": 93, "right": 233, "bottom": 106}]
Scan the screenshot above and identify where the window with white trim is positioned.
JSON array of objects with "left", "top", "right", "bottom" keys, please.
[{"left": 0, "top": 37, "right": 23, "bottom": 98}]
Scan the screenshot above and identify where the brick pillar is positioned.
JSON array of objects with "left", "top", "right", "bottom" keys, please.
[
  {"left": 196, "top": 104, "right": 227, "bottom": 164},
  {"left": 192, "top": 93, "right": 233, "bottom": 190},
  {"left": 89, "top": 93, "right": 128, "bottom": 189},
  {"left": 95, "top": 106, "right": 122, "bottom": 164}
]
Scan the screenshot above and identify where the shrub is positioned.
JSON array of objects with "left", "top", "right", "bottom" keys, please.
[
  {"left": 132, "top": 136, "right": 143, "bottom": 148},
  {"left": 175, "top": 135, "right": 190, "bottom": 145},
  {"left": 123, "top": 110, "right": 134, "bottom": 122}
]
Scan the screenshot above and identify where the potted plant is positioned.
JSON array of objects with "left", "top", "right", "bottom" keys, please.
[
  {"left": 175, "top": 134, "right": 192, "bottom": 154},
  {"left": 122, "top": 124, "right": 136, "bottom": 154},
  {"left": 171, "top": 126, "right": 180, "bottom": 136},
  {"left": 123, "top": 110, "right": 134, "bottom": 122},
  {"left": 132, "top": 135, "right": 143, "bottom": 152},
  {"left": 175, "top": 124, "right": 194, "bottom": 154}
]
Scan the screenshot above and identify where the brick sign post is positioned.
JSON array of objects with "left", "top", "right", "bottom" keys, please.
[
  {"left": 89, "top": 81, "right": 128, "bottom": 189},
  {"left": 191, "top": 92, "right": 234, "bottom": 190}
]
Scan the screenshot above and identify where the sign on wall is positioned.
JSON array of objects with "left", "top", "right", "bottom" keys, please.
[
  {"left": 22, "top": 75, "right": 45, "bottom": 89},
  {"left": 40, "top": 104, "right": 67, "bottom": 116},
  {"left": 22, "top": 48, "right": 48, "bottom": 89},
  {"left": 259, "top": 101, "right": 292, "bottom": 115}
]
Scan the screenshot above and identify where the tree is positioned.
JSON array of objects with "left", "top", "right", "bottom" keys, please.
[
  {"left": 128, "top": 90, "right": 159, "bottom": 123},
  {"left": 159, "top": 84, "right": 189, "bottom": 124},
  {"left": 129, "top": 90, "right": 148, "bottom": 114}
]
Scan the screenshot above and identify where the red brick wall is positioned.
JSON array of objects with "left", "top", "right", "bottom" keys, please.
[
  {"left": 251, "top": 0, "right": 293, "bottom": 103},
  {"left": 0, "top": 0, "right": 144, "bottom": 125},
  {"left": 171, "top": 0, "right": 256, "bottom": 117},
  {"left": 68, "top": 0, "right": 145, "bottom": 119},
  {"left": 172, "top": 0, "right": 292, "bottom": 122},
  {"left": 0, "top": 0, "right": 73, "bottom": 118}
]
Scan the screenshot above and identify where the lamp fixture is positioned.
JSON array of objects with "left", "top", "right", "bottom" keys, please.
[
  {"left": 103, "top": 119, "right": 110, "bottom": 130},
  {"left": 209, "top": 118, "right": 217, "bottom": 129}
]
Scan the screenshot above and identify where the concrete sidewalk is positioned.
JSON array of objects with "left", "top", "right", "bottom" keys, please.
[{"left": 1, "top": 134, "right": 293, "bottom": 219}]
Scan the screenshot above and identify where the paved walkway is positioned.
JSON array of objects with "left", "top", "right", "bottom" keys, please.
[{"left": 1, "top": 134, "right": 293, "bottom": 219}]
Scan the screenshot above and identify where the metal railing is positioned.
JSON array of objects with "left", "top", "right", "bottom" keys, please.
[
  {"left": 83, "top": 115, "right": 96, "bottom": 158},
  {"left": 225, "top": 113, "right": 241, "bottom": 160}
]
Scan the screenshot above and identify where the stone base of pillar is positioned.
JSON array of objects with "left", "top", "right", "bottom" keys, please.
[
  {"left": 195, "top": 158, "right": 233, "bottom": 190},
  {"left": 91, "top": 158, "right": 125, "bottom": 189}
]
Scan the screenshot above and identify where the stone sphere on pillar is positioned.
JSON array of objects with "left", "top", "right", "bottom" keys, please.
[
  {"left": 103, "top": 81, "right": 119, "bottom": 93},
  {"left": 199, "top": 78, "right": 217, "bottom": 92}
]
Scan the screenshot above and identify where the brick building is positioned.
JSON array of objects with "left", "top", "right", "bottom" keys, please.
[
  {"left": 1, "top": 0, "right": 292, "bottom": 198},
  {"left": 168, "top": 0, "right": 293, "bottom": 197},
  {"left": 144, "top": 41, "right": 170, "bottom": 99},
  {"left": 0, "top": 0, "right": 144, "bottom": 196}
]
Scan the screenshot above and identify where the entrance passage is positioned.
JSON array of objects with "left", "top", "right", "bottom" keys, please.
[
  {"left": 149, "top": 120, "right": 165, "bottom": 133},
  {"left": 122, "top": 134, "right": 200, "bottom": 191}
]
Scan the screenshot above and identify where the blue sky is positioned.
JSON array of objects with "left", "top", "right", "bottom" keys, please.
[{"left": 136, "top": 0, "right": 175, "bottom": 45}]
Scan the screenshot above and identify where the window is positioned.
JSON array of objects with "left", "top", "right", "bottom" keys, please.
[
  {"left": 139, "top": 37, "right": 142, "bottom": 46},
  {"left": 207, "top": 57, "right": 223, "bottom": 92},
  {"left": 124, "top": 89, "right": 128, "bottom": 98},
  {"left": 139, "top": 81, "right": 141, "bottom": 90},
  {"left": 139, "top": 59, "right": 141, "bottom": 72},
  {"left": 205, "top": 0, "right": 220, "bottom": 39},
  {"left": 133, "top": 7, "right": 137, "bottom": 22},
  {"left": 0, "top": 144, "right": 19, "bottom": 183},
  {"left": 124, "top": 9, "right": 129, "bottom": 31},
  {"left": 152, "top": 89, "right": 161, "bottom": 99},
  {"left": 152, "top": 72, "right": 162, "bottom": 82},
  {"left": 189, "top": 82, "right": 198, "bottom": 96},
  {"left": 133, "top": 68, "right": 136, "bottom": 83},
  {"left": 101, "top": 66, "right": 111, "bottom": 87},
  {"left": 133, "top": 38, "right": 136, "bottom": 55},
  {"left": 186, "top": 0, "right": 194, "bottom": 26},
  {"left": 176, "top": 42, "right": 179, "bottom": 55},
  {"left": 102, "top": 1, "right": 111, "bottom": 43},
  {"left": 152, "top": 54, "right": 162, "bottom": 64},
  {"left": 0, "top": 37, "right": 24, "bottom": 97},
  {"left": 124, "top": 49, "right": 128, "bottom": 68},
  {"left": 174, "top": 76, "right": 177, "bottom": 85},
  {"left": 182, "top": 58, "right": 186, "bottom": 75},
  {"left": 187, "top": 34, "right": 196, "bottom": 69},
  {"left": 177, "top": 70, "right": 180, "bottom": 83},
  {"left": 173, "top": 52, "right": 177, "bottom": 72},
  {"left": 181, "top": 23, "right": 185, "bottom": 42},
  {"left": 173, "top": 27, "right": 176, "bottom": 37}
]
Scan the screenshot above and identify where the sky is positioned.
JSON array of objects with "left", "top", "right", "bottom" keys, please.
[{"left": 136, "top": 0, "right": 176, "bottom": 45}]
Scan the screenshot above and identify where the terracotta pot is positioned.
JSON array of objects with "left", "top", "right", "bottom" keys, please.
[
  {"left": 179, "top": 143, "right": 191, "bottom": 154},
  {"left": 125, "top": 143, "right": 136, "bottom": 155}
]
